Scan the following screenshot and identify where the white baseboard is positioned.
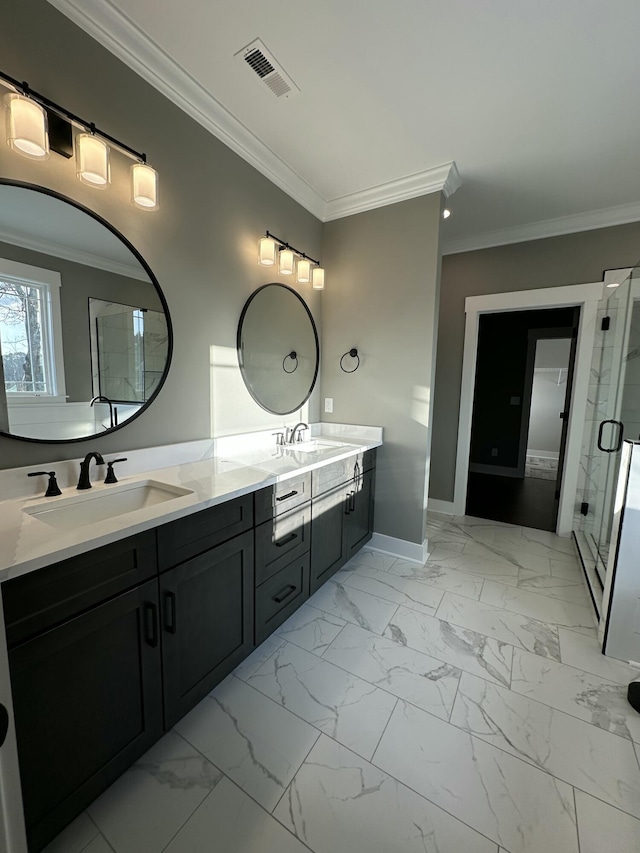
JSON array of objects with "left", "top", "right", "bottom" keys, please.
[
  {"left": 428, "top": 499, "right": 457, "bottom": 515},
  {"left": 368, "top": 533, "right": 428, "bottom": 564}
]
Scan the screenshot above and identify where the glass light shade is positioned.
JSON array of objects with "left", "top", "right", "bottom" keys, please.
[
  {"left": 258, "top": 237, "right": 277, "bottom": 266},
  {"left": 76, "top": 133, "right": 110, "bottom": 187},
  {"left": 279, "top": 248, "right": 295, "bottom": 276},
  {"left": 312, "top": 267, "right": 325, "bottom": 290},
  {"left": 5, "top": 94, "right": 49, "bottom": 159},
  {"left": 442, "top": 208, "right": 451, "bottom": 219},
  {"left": 131, "top": 163, "right": 159, "bottom": 210},
  {"left": 296, "top": 257, "right": 311, "bottom": 283}
]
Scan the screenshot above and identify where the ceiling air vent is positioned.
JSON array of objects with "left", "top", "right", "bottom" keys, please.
[{"left": 235, "top": 38, "right": 300, "bottom": 99}]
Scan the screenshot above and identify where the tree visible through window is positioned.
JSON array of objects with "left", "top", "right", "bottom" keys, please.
[{"left": 0, "top": 279, "right": 50, "bottom": 394}]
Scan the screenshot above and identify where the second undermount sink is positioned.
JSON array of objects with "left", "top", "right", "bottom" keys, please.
[
  {"left": 23, "top": 480, "right": 194, "bottom": 530},
  {"left": 289, "top": 440, "right": 347, "bottom": 454}
]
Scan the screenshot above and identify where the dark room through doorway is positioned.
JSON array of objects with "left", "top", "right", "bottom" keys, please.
[{"left": 465, "top": 306, "right": 579, "bottom": 531}]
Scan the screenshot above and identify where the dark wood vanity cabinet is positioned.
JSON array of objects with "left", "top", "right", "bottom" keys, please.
[
  {"left": 4, "top": 541, "right": 163, "bottom": 853},
  {"left": 160, "top": 530, "right": 254, "bottom": 728},
  {"left": 3, "top": 451, "right": 377, "bottom": 851},
  {"left": 310, "top": 450, "right": 376, "bottom": 592}
]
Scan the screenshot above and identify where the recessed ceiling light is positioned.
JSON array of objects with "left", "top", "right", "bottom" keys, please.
[
  {"left": 606, "top": 282, "right": 620, "bottom": 288},
  {"left": 443, "top": 208, "right": 451, "bottom": 219}
]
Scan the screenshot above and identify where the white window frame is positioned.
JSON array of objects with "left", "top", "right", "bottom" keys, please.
[{"left": 0, "top": 257, "right": 66, "bottom": 402}]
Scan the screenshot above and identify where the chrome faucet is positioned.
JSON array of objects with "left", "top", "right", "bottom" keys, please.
[
  {"left": 77, "top": 451, "right": 105, "bottom": 490},
  {"left": 289, "top": 422, "right": 309, "bottom": 444}
]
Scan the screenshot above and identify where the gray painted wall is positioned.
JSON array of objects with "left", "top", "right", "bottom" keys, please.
[
  {"left": 321, "top": 195, "right": 443, "bottom": 546},
  {"left": 0, "top": 0, "right": 322, "bottom": 468},
  {"left": 430, "top": 224, "right": 640, "bottom": 502}
]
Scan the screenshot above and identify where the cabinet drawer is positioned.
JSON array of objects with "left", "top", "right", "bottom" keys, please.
[
  {"left": 157, "top": 494, "right": 253, "bottom": 571},
  {"left": 255, "top": 504, "right": 310, "bottom": 586},
  {"left": 254, "top": 472, "right": 311, "bottom": 524},
  {"left": 255, "top": 554, "right": 310, "bottom": 644},
  {"left": 3, "top": 531, "right": 158, "bottom": 649},
  {"left": 310, "top": 450, "right": 374, "bottom": 498}
]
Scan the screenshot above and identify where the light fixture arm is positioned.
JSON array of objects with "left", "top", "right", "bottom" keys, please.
[
  {"left": 0, "top": 69, "right": 147, "bottom": 164},
  {"left": 265, "top": 230, "right": 320, "bottom": 267}
]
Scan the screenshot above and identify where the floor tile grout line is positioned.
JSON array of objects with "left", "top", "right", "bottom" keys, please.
[
  {"left": 342, "top": 563, "right": 487, "bottom": 607},
  {"left": 574, "top": 785, "right": 583, "bottom": 853},
  {"left": 363, "top": 712, "right": 518, "bottom": 851},
  {"left": 442, "top": 676, "right": 640, "bottom": 821},
  {"left": 75, "top": 814, "right": 101, "bottom": 853},
  {"left": 369, "top": 697, "right": 399, "bottom": 765},
  {"left": 269, "top": 729, "right": 322, "bottom": 817},
  {"left": 335, "top": 571, "right": 444, "bottom": 616}
]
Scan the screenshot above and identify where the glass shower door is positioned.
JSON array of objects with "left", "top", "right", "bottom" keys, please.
[{"left": 578, "top": 264, "right": 640, "bottom": 586}]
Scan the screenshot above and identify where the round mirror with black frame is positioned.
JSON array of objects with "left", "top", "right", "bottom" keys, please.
[
  {"left": 0, "top": 180, "right": 172, "bottom": 443},
  {"left": 237, "top": 283, "right": 319, "bottom": 415}
]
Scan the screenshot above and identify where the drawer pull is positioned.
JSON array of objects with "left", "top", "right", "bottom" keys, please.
[
  {"left": 0, "top": 704, "right": 8, "bottom": 749},
  {"left": 164, "top": 591, "right": 177, "bottom": 634},
  {"left": 345, "top": 491, "right": 354, "bottom": 514},
  {"left": 276, "top": 490, "right": 298, "bottom": 502},
  {"left": 273, "top": 584, "right": 297, "bottom": 604},
  {"left": 144, "top": 601, "right": 158, "bottom": 648},
  {"left": 275, "top": 532, "right": 298, "bottom": 548}
]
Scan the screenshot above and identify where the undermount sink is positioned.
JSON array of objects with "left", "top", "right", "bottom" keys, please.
[
  {"left": 289, "top": 440, "right": 346, "bottom": 454},
  {"left": 23, "top": 480, "right": 193, "bottom": 530}
]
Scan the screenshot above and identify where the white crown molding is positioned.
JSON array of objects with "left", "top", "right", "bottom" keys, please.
[
  {"left": 443, "top": 199, "right": 640, "bottom": 255},
  {"left": 324, "top": 162, "right": 461, "bottom": 222},
  {"left": 0, "top": 226, "right": 148, "bottom": 281},
  {"left": 46, "top": 0, "right": 326, "bottom": 220},
  {"left": 47, "top": 1, "right": 463, "bottom": 224}
]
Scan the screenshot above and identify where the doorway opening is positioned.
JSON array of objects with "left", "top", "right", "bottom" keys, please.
[{"left": 465, "top": 306, "right": 579, "bottom": 531}]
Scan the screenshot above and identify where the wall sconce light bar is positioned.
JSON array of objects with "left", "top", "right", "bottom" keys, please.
[
  {"left": 0, "top": 69, "right": 158, "bottom": 209},
  {"left": 259, "top": 230, "right": 324, "bottom": 289}
]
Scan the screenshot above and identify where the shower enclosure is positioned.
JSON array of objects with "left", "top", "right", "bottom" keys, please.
[{"left": 575, "top": 263, "right": 640, "bottom": 617}]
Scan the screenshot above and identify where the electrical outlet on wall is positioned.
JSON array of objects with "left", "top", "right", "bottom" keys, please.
[{"left": 324, "top": 398, "right": 333, "bottom": 413}]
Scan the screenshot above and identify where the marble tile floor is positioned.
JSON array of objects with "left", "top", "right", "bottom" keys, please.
[{"left": 45, "top": 514, "right": 640, "bottom": 853}]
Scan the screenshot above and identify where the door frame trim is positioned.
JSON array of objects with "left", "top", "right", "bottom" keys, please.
[{"left": 451, "top": 282, "right": 603, "bottom": 535}]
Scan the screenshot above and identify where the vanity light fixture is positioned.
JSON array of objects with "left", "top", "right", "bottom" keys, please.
[
  {"left": 4, "top": 92, "right": 49, "bottom": 159},
  {"left": 279, "top": 247, "right": 295, "bottom": 276},
  {"left": 258, "top": 230, "right": 325, "bottom": 290},
  {"left": 296, "top": 257, "right": 311, "bottom": 284},
  {"left": 258, "top": 236, "right": 277, "bottom": 266},
  {"left": 76, "top": 129, "right": 110, "bottom": 187},
  {"left": 312, "top": 268, "right": 325, "bottom": 290},
  {"left": 131, "top": 161, "right": 159, "bottom": 210},
  {"left": 0, "top": 70, "right": 159, "bottom": 210}
]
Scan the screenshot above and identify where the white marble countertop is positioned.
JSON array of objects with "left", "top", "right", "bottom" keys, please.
[{"left": 0, "top": 424, "right": 382, "bottom": 583}]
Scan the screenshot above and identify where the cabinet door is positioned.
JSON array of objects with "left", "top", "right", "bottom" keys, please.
[
  {"left": 310, "top": 484, "right": 349, "bottom": 593},
  {"left": 10, "top": 580, "right": 163, "bottom": 853},
  {"left": 160, "top": 531, "right": 254, "bottom": 728},
  {"left": 345, "top": 467, "right": 376, "bottom": 560}
]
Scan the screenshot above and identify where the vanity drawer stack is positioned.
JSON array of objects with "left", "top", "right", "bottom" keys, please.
[{"left": 254, "top": 472, "right": 311, "bottom": 642}]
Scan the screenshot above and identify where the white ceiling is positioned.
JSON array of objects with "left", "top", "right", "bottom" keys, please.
[{"left": 49, "top": 0, "right": 640, "bottom": 254}]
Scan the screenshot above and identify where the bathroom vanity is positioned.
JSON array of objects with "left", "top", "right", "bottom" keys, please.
[{"left": 0, "top": 426, "right": 381, "bottom": 852}]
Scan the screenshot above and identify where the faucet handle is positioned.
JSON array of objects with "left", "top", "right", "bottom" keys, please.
[
  {"left": 272, "top": 431, "right": 285, "bottom": 446},
  {"left": 295, "top": 427, "right": 308, "bottom": 443},
  {"left": 104, "top": 458, "right": 128, "bottom": 484},
  {"left": 28, "top": 471, "right": 62, "bottom": 497}
]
